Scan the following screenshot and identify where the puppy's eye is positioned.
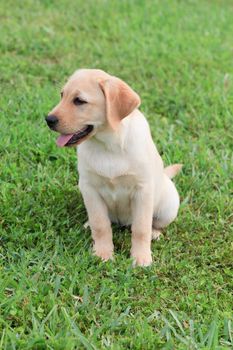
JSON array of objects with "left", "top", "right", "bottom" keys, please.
[
  {"left": 73, "top": 97, "right": 87, "bottom": 106},
  {"left": 60, "top": 92, "right": 63, "bottom": 98}
]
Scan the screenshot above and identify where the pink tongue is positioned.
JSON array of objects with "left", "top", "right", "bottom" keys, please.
[{"left": 56, "top": 134, "right": 74, "bottom": 147}]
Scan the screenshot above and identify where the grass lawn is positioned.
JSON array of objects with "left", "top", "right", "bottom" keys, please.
[{"left": 0, "top": 0, "right": 233, "bottom": 348}]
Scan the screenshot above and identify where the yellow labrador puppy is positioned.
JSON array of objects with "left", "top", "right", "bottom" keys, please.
[{"left": 46, "top": 69, "right": 182, "bottom": 266}]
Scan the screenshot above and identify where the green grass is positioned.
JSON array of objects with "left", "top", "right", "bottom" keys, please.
[{"left": 0, "top": 0, "right": 233, "bottom": 348}]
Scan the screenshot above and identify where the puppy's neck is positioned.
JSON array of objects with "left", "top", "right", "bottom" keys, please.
[{"left": 92, "top": 118, "right": 130, "bottom": 152}]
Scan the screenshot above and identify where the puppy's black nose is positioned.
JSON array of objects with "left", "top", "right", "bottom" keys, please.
[{"left": 45, "top": 115, "right": 58, "bottom": 129}]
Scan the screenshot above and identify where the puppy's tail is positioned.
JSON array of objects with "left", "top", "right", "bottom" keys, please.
[{"left": 164, "top": 164, "right": 183, "bottom": 179}]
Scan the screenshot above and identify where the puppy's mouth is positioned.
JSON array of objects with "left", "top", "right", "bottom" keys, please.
[{"left": 56, "top": 125, "right": 94, "bottom": 147}]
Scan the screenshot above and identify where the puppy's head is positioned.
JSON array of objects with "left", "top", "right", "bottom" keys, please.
[{"left": 46, "top": 69, "right": 140, "bottom": 147}]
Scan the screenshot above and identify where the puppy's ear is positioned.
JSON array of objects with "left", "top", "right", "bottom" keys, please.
[{"left": 99, "top": 77, "right": 141, "bottom": 130}]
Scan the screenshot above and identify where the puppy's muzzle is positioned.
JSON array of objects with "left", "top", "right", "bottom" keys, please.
[{"left": 45, "top": 115, "right": 58, "bottom": 130}]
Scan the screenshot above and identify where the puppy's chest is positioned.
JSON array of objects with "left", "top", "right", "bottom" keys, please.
[
  {"left": 94, "top": 173, "right": 137, "bottom": 204},
  {"left": 79, "top": 143, "right": 138, "bottom": 200},
  {"left": 82, "top": 146, "right": 132, "bottom": 179}
]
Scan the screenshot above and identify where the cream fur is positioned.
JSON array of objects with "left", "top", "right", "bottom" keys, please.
[{"left": 48, "top": 69, "right": 181, "bottom": 266}]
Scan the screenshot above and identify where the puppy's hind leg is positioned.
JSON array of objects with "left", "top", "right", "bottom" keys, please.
[
  {"left": 83, "top": 221, "right": 90, "bottom": 229},
  {"left": 151, "top": 228, "right": 162, "bottom": 240},
  {"left": 153, "top": 175, "right": 180, "bottom": 230}
]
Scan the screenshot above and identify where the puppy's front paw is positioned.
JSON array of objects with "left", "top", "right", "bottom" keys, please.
[
  {"left": 93, "top": 244, "right": 114, "bottom": 262},
  {"left": 131, "top": 251, "right": 152, "bottom": 267}
]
